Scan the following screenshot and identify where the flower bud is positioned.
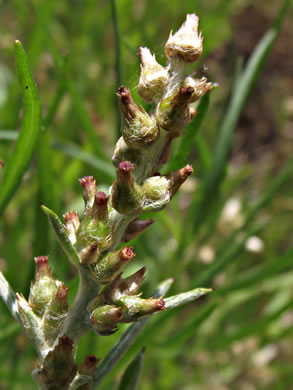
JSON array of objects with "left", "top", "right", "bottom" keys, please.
[
  {"left": 142, "top": 175, "right": 171, "bottom": 212},
  {"left": 78, "top": 354, "right": 100, "bottom": 377},
  {"left": 103, "top": 267, "right": 146, "bottom": 303},
  {"left": 40, "top": 335, "right": 77, "bottom": 389},
  {"left": 76, "top": 354, "right": 100, "bottom": 390},
  {"left": 79, "top": 176, "right": 96, "bottom": 208},
  {"left": 92, "top": 246, "right": 135, "bottom": 284},
  {"left": 111, "top": 161, "right": 143, "bottom": 215},
  {"left": 90, "top": 305, "right": 123, "bottom": 335},
  {"left": 92, "top": 192, "right": 109, "bottom": 222},
  {"left": 122, "top": 218, "right": 155, "bottom": 242},
  {"left": 137, "top": 47, "right": 169, "bottom": 103},
  {"left": 118, "top": 295, "right": 165, "bottom": 322},
  {"left": 167, "top": 164, "right": 193, "bottom": 197},
  {"left": 29, "top": 256, "right": 57, "bottom": 317},
  {"left": 63, "top": 211, "right": 80, "bottom": 245},
  {"left": 42, "top": 282, "right": 69, "bottom": 346},
  {"left": 79, "top": 241, "right": 100, "bottom": 265},
  {"left": 183, "top": 76, "right": 212, "bottom": 102},
  {"left": 165, "top": 14, "right": 203, "bottom": 62},
  {"left": 156, "top": 85, "right": 195, "bottom": 133},
  {"left": 117, "top": 86, "right": 160, "bottom": 148}
]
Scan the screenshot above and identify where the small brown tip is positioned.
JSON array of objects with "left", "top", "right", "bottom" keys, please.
[
  {"left": 86, "top": 354, "right": 99, "bottom": 365},
  {"left": 118, "top": 86, "right": 127, "bottom": 94},
  {"left": 59, "top": 335, "right": 74, "bottom": 348},
  {"left": 156, "top": 298, "right": 165, "bottom": 311},
  {"left": 180, "top": 86, "right": 194, "bottom": 96},
  {"left": 119, "top": 161, "right": 134, "bottom": 172},
  {"left": 136, "top": 266, "right": 147, "bottom": 278},
  {"left": 0, "top": 160, "right": 4, "bottom": 168},
  {"left": 181, "top": 164, "right": 193, "bottom": 178}
]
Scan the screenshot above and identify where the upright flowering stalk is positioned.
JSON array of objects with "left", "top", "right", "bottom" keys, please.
[{"left": 1, "top": 14, "right": 212, "bottom": 389}]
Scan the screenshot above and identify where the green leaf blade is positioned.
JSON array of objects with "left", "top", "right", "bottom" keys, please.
[{"left": 0, "top": 41, "right": 42, "bottom": 215}]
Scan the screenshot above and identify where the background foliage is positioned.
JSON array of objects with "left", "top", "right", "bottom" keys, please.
[{"left": 0, "top": 0, "right": 293, "bottom": 388}]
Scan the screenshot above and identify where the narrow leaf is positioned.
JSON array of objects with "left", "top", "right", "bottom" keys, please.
[
  {"left": 164, "top": 287, "right": 212, "bottom": 310},
  {"left": 41, "top": 204, "right": 80, "bottom": 265},
  {"left": 0, "top": 41, "right": 42, "bottom": 215},
  {"left": 118, "top": 349, "right": 144, "bottom": 390}
]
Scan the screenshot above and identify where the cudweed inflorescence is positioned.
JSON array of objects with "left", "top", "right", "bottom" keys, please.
[{"left": 1, "top": 14, "right": 213, "bottom": 389}]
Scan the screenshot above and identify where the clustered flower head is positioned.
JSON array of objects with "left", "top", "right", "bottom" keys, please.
[{"left": 15, "top": 14, "right": 212, "bottom": 389}]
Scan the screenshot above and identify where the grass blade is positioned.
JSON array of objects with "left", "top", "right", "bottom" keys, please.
[
  {"left": 0, "top": 41, "right": 42, "bottom": 215},
  {"left": 117, "top": 349, "right": 144, "bottom": 390}
]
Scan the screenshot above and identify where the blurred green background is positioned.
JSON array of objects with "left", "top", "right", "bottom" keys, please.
[{"left": 1, "top": 0, "right": 293, "bottom": 389}]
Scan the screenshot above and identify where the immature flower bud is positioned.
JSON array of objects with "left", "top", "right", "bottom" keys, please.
[
  {"left": 90, "top": 304, "right": 123, "bottom": 335},
  {"left": 103, "top": 267, "right": 147, "bottom": 304},
  {"left": 41, "top": 335, "right": 77, "bottom": 389},
  {"left": 118, "top": 295, "right": 165, "bottom": 322},
  {"left": 92, "top": 192, "right": 109, "bottom": 222},
  {"left": 183, "top": 76, "right": 212, "bottom": 102},
  {"left": 142, "top": 175, "right": 171, "bottom": 212},
  {"left": 122, "top": 218, "right": 155, "bottom": 242},
  {"left": 79, "top": 241, "right": 100, "bottom": 265},
  {"left": 165, "top": 14, "right": 203, "bottom": 62},
  {"left": 111, "top": 161, "right": 143, "bottom": 215},
  {"left": 137, "top": 47, "right": 169, "bottom": 103},
  {"left": 79, "top": 176, "right": 97, "bottom": 208},
  {"left": 116, "top": 267, "right": 146, "bottom": 296},
  {"left": 78, "top": 355, "right": 100, "bottom": 377},
  {"left": 64, "top": 211, "right": 80, "bottom": 245},
  {"left": 117, "top": 86, "right": 160, "bottom": 148},
  {"left": 29, "top": 256, "right": 57, "bottom": 317},
  {"left": 92, "top": 246, "right": 135, "bottom": 284},
  {"left": 34, "top": 255, "right": 52, "bottom": 279},
  {"left": 42, "top": 282, "right": 69, "bottom": 346},
  {"left": 167, "top": 164, "right": 194, "bottom": 197},
  {"left": 77, "top": 355, "right": 100, "bottom": 390},
  {"left": 156, "top": 85, "right": 195, "bottom": 133}
]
